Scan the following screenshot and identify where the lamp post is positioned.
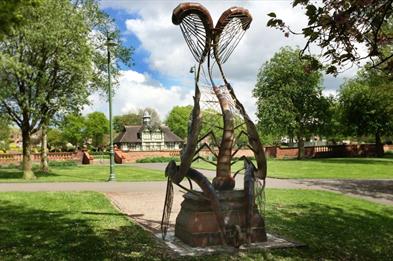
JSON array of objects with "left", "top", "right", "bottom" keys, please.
[{"left": 106, "top": 35, "right": 117, "bottom": 182}]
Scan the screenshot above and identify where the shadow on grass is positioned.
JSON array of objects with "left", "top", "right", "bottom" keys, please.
[
  {"left": 263, "top": 202, "right": 393, "bottom": 260},
  {"left": 297, "top": 179, "right": 393, "bottom": 202},
  {"left": 0, "top": 200, "right": 168, "bottom": 260},
  {"left": 0, "top": 168, "right": 102, "bottom": 182},
  {"left": 0, "top": 169, "right": 60, "bottom": 179}
]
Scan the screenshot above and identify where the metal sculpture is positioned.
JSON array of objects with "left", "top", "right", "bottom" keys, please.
[{"left": 161, "top": 3, "right": 267, "bottom": 247}]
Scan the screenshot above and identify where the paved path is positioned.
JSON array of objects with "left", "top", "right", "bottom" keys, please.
[{"left": 1, "top": 162, "right": 392, "bottom": 232}]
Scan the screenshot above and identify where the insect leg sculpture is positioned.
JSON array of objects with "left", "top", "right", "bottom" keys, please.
[{"left": 161, "top": 3, "right": 267, "bottom": 246}]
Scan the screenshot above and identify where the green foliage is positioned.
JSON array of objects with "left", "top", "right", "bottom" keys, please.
[
  {"left": 113, "top": 112, "right": 140, "bottom": 132},
  {"left": 136, "top": 156, "right": 180, "bottom": 163},
  {"left": 200, "top": 109, "right": 224, "bottom": 145},
  {"left": 0, "top": 0, "right": 41, "bottom": 40},
  {"left": 47, "top": 160, "right": 77, "bottom": 167},
  {"left": 0, "top": 0, "right": 94, "bottom": 177},
  {"left": 339, "top": 68, "right": 393, "bottom": 147},
  {"left": 0, "top": 116, "right": 11, "bottom": 152},
  {"left": 165, "top": 105, "right": 193, "bottom": 139},
  {"left": 85, "top": 112, "right": 109, "bottom": 148},
  {"left": 253, "top": 47, "right": 331, "bottom": 157},
  {"left": 47, "top": 128, "right": 64, "bottom": 151},
  {"left": 0, "top": 0, "right": 133, "bottom": 178},
  {"left": 0, "top": 0, "right": 93, "bottom": 132},
  {"left": 60, "top": 114, "right": 86, "bottom": 148},
  {"left": 267, "top": 1, "right": 393, "bottom": 74},
  {"left": 113, "top": 107, "right": 162, "bottom": 133}
]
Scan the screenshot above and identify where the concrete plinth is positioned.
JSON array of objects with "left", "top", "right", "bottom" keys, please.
[{"left": 175, "top": 190, "right": 267, "bottom": 247}]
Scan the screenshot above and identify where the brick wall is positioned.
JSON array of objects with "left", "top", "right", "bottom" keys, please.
[
  {"left": 0, "top": 152, "right": 80, "bottom": 164},
  {"left": 1, "top": 143, "right": 390, "bottom": 165},
  {"left": 121, "top": 150, "right": 181, "bottom": 163}
]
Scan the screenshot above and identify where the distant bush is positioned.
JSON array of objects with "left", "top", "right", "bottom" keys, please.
[
  {"left": 0, "top": 163, "right": 20, "bottom": 169},
  {"left": 232, "top": 156, "right": 256, "bottom": 161},
  {"left": 89, "top": 151, "right": 109, "bottom": 155},
  {"left": 136, "top": 156, "right": 180, "bottom": 163},
  {"left": 48, "top": 160, "right": 78, "bottom": 167}
]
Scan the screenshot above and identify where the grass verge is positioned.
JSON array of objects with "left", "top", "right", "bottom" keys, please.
[
  {"left": 1, "top": 190, "right": 392, "bottom": 260},
  {"left": 0, "top": 192, "right": 167, "bottom": 260},
  {"left": 0, "top": 165, "right": 165, "bottom": 182},
  {"left": 192, "top": 157, "right": 393, "bottom": 179}
]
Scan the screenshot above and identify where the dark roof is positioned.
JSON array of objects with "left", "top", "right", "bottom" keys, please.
[
  {"left": 161, "top": 126, "right": 183, "bottom": 142},
  {"left": 114, "top": 125, "right": 142, "bottom": 143},
  {"left": 114, "top": 125, "right": 183, "bottom": 143}
]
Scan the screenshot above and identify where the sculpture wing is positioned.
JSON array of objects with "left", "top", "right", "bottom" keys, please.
[
  {"left": 213, "top": 7, "right": 252, "bottom": 64},
  {"left": 172, "top": 3, "right": 213, "bottom": 63}
]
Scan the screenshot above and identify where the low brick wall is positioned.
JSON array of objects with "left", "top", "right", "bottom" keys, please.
[
  {"left": 1, "top": 143, "right": 390, "bottom": 165},
  {"left": 121, "top": 150, "right": 181, "bottom": 163},
  {"left": 272, "top": 144, "right": 380, "bottom": 159},
  {"left": 0, "top": 152, "right": 80, "bottom": 164}
]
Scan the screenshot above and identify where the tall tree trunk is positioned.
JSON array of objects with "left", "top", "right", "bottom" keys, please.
[
  {"left": 40, "top": 122, "right": 49, "bottom": 173},
  {"left": 375, "top": 131, "right": 384, "bottom": 157},
  {"left": 22, "top": 128, "right": 36, "bottom": 179},
  {"left": 297, "top": 135, "right": 305, "bottom": 160}
]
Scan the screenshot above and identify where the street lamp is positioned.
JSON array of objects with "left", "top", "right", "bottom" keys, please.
[{"left": 106, "top": 35, "right": 117, "bottom": 182}]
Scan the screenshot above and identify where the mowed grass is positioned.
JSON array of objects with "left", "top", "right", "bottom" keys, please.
[
  {"left": 0, "top": 165, "right": 165, "bottom": 182},
  {"left": 0, "top": 192, "right": 167, "bottom": 260},
  {"left": 1, "top": 190, "right": 392, "bottom": 260},
  {"left": 192, "top": 157, "right": 393, "bottom": 179}
]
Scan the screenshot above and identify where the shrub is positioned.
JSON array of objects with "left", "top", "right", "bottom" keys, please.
[
  {"left": 48, "top": 160, "right": 78, "bottom": 167},
  {"left": 0, "top": 162, "right": 20, "bottom": 169},
  {"left": 136, "top": 156, "right": 180, "bottom": 163}
]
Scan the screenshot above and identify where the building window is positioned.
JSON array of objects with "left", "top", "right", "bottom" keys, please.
[{"left": 167, "top": 142, "right": 175, "bottom": 150}]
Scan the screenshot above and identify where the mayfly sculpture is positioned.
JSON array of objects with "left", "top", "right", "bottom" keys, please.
[{"left": 161, "top": 3, "right": 267, "bottom": 247}]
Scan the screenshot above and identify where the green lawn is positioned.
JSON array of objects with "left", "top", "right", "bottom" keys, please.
[
  {"left": 0, "top": 192, "right": 166, "bottom": 260},
  {"left": 1, "top": 190, "right": 392, "bottom": 260},
  {"left": 0, "top": 165, "right": 165, "bottom": 182},
  {"left": 192, "top": 157, "right": 393, "bottom": 179}
]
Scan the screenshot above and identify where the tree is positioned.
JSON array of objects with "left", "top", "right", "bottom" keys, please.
[
  {"left": 166, "top": 106, "right": 193, "bottom": 139},
  {"left": 320, "top": 98, "right": 347, "bottom": 144},
  {"left": 0, "top": 116, "right": 11, "bottom": 153},
  {"left": 339, "top": 69, "right": 393, "bottom": 156},
  {"left": 0, "top": 0, "right": 132, "bottom": 178},
  {"left": 60, "top": 114, "right": 86, "bottom": 150},
  {"left": 113, "top": 112, "right": 140, "bottom": 132},
  {"left": 47, "top": 128, "right": 64, "bottom": 151},
  {"left": 138, "top": 108, "right": 161, "bottom": 128},
  {"left": 253, "top": 47, "right": 331, "bottom": 159},
  {"left": 0, "top": 0, "right": 92, "bottom": 179},
  {"left": 267, "top": 0, "right": 393, "bottom": 74},
  {"left": 85, "top": 112, "right": 109, "bottom": 149}
]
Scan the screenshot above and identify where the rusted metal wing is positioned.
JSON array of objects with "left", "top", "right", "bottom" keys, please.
[
  {"left": 172, "top": 3, "right": 213, "bottom": 63},
  {"left": 213, "top": 7, "right": 252, "bottom": 64}
]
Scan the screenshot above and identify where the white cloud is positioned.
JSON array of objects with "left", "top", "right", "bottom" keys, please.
[
  {"left": 95, "top": 1, "right": 357, "bottom": 120},
  {"left": 83, "top": 70, "right": 193, "bottom": 120}
]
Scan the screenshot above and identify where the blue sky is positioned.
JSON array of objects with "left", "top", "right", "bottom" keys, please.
[{"left": 84, "top": 1, "right": 357, "bottom": 120}]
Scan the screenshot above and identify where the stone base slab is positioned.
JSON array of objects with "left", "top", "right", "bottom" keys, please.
[{"left": 155, "top": 231, "right": 304, "bottom": 257}]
